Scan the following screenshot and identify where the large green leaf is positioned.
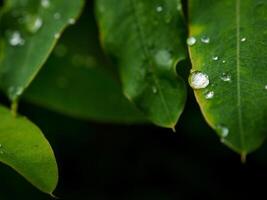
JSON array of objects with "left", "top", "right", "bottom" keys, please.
[
  {"left": 0, "top": 0, "right": 84, "bottom": 101},
  {"left": 95, "top": 0, "right": 187, "bottom": 128},
  {"left": 0, "top": 105, "right": 58, "bottom": 193},
  {"left": 188, "top": 0, "right": 267, "bottom": 156},
  {"left": 23, "top": 3, "right": 145, "bottom": 123}
]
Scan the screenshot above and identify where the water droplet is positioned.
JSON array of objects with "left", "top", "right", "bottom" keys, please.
[
  {"left": 264, "top": 85, "right": 267, "bottom": 90},
  {"left": 156, "top": 6, "right": 163, "bottom": 12},
  {"left": 9, "top": 31, "right": 25, "bottom": 46},
  {"left": 54, "top": 12, "right": 61, "bottom": 20},
  {"left": 68, "top": 18, "right": 76, "bottom": 25},
  {"left": 41, "top": 0, "right": 50, "bottom": 8},
  {"left": 152, "top": 86, "right": 158, "bottom": 94},
  {"left": 54, "top": 33, "right": 60, "bottom": 39},
  {"left": 155, "top": 50, "right": 172, "bottom": 67},
  {"left": 27, "top": 16, "right": 43, "bottom": 33},
  {"left": 220, "top": 73, "right": 231, "bottom": 82},
  {"left": 217, "top": 125, "right": 229, "bottom": 138},
  {"left": 189, "top": 71, "right": 209, "bottom": 89},
  {"left": 187, "top": 37, "right": 196, "bottom": 46},
  {"left": 8, "top": 86, "right": 23, "bottom": 100},
  {"left": 212, "top": 56, "right": 219, "bottom": 61},
  {"left": 0, "top": 150, "right": 4, "bottom": 154},
  {"left": 201, "top": 36, "right": 210, "bottom": 44},
  {"left": 241, "top": 37, "right": 246, "bottom": 42},
  {"left": 205, "top": 91, "right": 214, "bottom": 99},
  {"left": 222, "top": 60, "right": 226, "bottom": 63},
  {"left": 177, "top": 4, "right": 182, "bottom": 11}
]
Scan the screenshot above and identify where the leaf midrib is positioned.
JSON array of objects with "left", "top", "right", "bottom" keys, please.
[
  {"left": 129, "top": 0, "right": 174, "bottom": 127},
  {"left": 236, "top": 0, "right": 245, "bottom": 151}
]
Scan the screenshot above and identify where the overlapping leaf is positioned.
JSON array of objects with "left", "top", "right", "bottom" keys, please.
[
  {"left": 96, "top": 0, "right": 187, "bottom": 128},
  {"left": 188, "top": 0, "right": 267, "bottom": 155}
]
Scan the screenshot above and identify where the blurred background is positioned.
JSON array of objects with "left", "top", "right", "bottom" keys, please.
[{"left": 0, "top": 0, "right": 267, "bottom": 199}]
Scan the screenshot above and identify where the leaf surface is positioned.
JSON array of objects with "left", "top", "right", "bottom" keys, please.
[
  {"left": 188, "top": 0, "right": 267, "bottom": 154},
  {"left": 24, "top": 4, "right": 145, "bottom": 123},
  {"left": 96, "top": 0, "right": 187, "bottom": 128},
  {"left": 0, "top": 0, "right": 84, "bottom": 101},
  {"left": 0, "top": 105, "right": 58, "bottom": 193}
]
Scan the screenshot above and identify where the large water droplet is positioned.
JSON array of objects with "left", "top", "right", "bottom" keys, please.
[
  {"left": 201, "top": 36, "right": 210, "bottom": 44},
  {"left": 155, "top": 50, "right": 172, "bottom": 67},
  {"left": 205, "top": 91, "right": 214, "bottom": 99},
  {"left": 187, "top": 37, "right": 196, "bottom": 46},
  {"left": 189, "top": 71, "right": 209, "bottom": 89},
  {"left": 8, "top": 86, "right": 23, "bottom": 100},
  {"left": 41, "top": 0, "right": 50, "bottom": 8},
  {"left": 220, "top": 73, "right": 231, "bottom": 82},
  {"left": 9, "top": 31, "right": 25, "bottom": 46}
]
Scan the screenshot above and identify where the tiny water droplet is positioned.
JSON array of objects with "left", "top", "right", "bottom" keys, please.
[
  {"left": 9, "top": 31, "right": 25, "bottom": 46},
  {"left": 152, "top": 86, "right": 158, "bottom": 94},
  {"left": 177, "top": 3, "right": 182, "bottom": 11},
  {"left": 217, "top": 125, "right": 229, "bottom": 138},
  {"left": 241, "top": 37, "right": 246, "bottom": 42},
  {"left": 220, "top": 73, "right": 231, "bottom": 82},
  {"left": 187, "top": 37, "right": 196, "bottom": 46},
  {"left": 205, "top": 91, "right": 214, "bottom": 99},
  {"left": 155, "top": 50, "right": 172, "bottom": 67},
  {"left": 264, "top": 85, "right": 267, "bottom": 90},
  {"left": 68, "top": 18, "right": 76, "bottom": 25},
  {"left": 41, "top": 0, "right": 50, "bottom": 8},
  {"left": 8, "top": 86, "right": 23, "bottom": 100},
  {"left": 189, "top": 71, "right": 209, "bottom": 89},
  {"left": 54, "top": 33, "right": 60, "bottom": 39},
  {"left": 222, "top": 60, "right": 226, "bottom": 63},
  {"left": 201, "top": 36, "right": 210, "bottom": 44},
  {"left": 212, "top": 56, "right": 219, "bottom": 61},
  {"left": 54, "top": 12, "right": 61, "bottom": 20},
  {"left": 27, "top": 16, "right": 43, "bottom": 33},
  {"left": 156, "top": 6, "right": 163, "bottom": 12}
]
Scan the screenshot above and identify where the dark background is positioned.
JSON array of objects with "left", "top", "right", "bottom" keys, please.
[
  {"left": 0, "top": 89, "right": 267, "bottom": 200},
  {"left": 0, "top": 0, "right": 267, "bottom": 199}
]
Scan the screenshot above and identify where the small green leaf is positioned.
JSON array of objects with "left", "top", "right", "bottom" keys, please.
[
  {"left": 0, "top": 105, "right": 58, "bottom": 193},
  {"left": 24, "top": 4, "right": 145, "bottom": 124},
  {"left": 95, "top": 0, "right": 187, "bottom": 128},
  {"left": 188, "top": 0, "right": 267, "bottom": 154},
  {"left": 0, "top": 0, "right": 84, "bottom": 101}
]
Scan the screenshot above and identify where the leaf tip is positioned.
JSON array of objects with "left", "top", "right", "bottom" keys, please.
[{"left": 241, "top": 152, "right": 247, "bottom": 164}]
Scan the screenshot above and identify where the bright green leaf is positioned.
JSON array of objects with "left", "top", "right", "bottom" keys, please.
[
  {"left": 0, "top": 0, "right": 84, "bottom": 101},
  {"left": 0, "top": 105, "right": 58, "bottom": 194},
  {"left": 23, "top": 4, "right": 145, "bottom": 124},
  {"left": 188, "top": 0, "right": 267, "bottom": 155},
  {"left": 95, "top": 0, "right": 187, "bottom": 128}
]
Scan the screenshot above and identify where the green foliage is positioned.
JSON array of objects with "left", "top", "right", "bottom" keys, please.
[{"left": 0, "top": 0, "right": 267, "bottom": 195}]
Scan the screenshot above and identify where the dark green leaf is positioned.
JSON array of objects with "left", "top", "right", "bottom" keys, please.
[
  {"left": 188, "top": 0, "right": 267, "bottom": 155},
  {"left": 95, "top": 0, "right": 187, "bottom": 128},
  {"left": 0, "top": 0, "right": 84, "bottom": 101},
  {"left": 24, "top": 4, "right": 145, "bottom": 124},
  {"left": 0, "top": 105, "right": 58, "bottom": 193}
]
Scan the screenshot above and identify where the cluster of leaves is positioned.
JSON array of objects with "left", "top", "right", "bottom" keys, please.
[{"left": 0, "top": 0, "right": 266, "bottom": 194}]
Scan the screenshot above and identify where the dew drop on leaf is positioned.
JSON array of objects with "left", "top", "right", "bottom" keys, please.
[
  {"left": 241, "top": 37, "right": 246, "bottom": 42},
  {"left": 205, "top": 91, "right": 214, "bottom": 99},
  {"left": 156, "top": 6, "right": 163, "bottom": 12},
  {"left": 220, "top": 73, "right": 231, "bottom": 82},
  {"left": 222, "top": 60, "right": 226, "bottom": 63},
  {"left": 189, "top": 71, "right": 209, "bottom": 89},
  {"left": 54, "top": 12, "right": 61, "bottom": 20},
  {"left": 8, "top": 31, "right": 25, "bottom": 46},
  {"left": 217, "top": 125, "right": 229, "bottom": 138},
  {"left": 41, "top": 0, "right": 50, "bottom": 8},
  {"left": 68, "top": 18, "right": 76, "bottom": 25},
  {"left": 201, "top": 36, "right": 210, "bottom": 44},
  {"left": 27, "top": 16, "right": 43, "bottom": 33},
  {"left": 264, "top": 85, "right": 267, "bottom": 90},
  {"left": 152, "top": 86, "right": 158, "bottom": 94},
  {"left": 155, "top": 50, "right": 172, "bottom": 67},
  {"left": 212, "top": 56, "right": 219, "bottom": 61},
  {"left": 8, "top": 86, "right": 23, "bottom": 100},
  {"left": 187, "top": 36, "right": 196, "bottom": 46},
  {"left": 54, "top": 33, "right": 60, "bottom": 39}
]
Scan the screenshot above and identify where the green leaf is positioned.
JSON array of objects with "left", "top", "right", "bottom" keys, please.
[
  {"left": 188, "top": 0, "right": 267, "bottom": 155},
  {"left": 23, "top": 4, "right": 145, "bottom": 124},
  {"left": 0, "top": 0, "right": 84, "bottom": 101},
  {"left": 95, "top": 0, "right": 187, "bottom": 128},
  {"left": 0, "top": 105, "right": 58, "bottom": 193}
]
